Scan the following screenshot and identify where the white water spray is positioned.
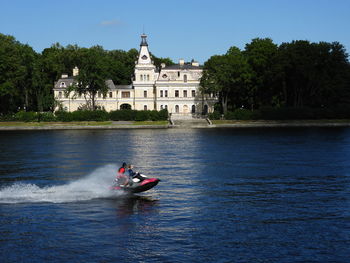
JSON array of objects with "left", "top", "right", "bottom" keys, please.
[{"left": 0, "top": 164, "right": 124, "bottom": 203}]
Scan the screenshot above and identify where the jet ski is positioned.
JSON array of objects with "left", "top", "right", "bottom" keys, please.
[{"left": 112, "top": 174, "right": 160, "bottom": 194}]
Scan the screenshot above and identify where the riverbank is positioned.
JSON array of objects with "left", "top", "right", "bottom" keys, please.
[
  {"left": 1, "top": 119, "right": 350, "bottom": 130},
  {"left": 0, "top": 121, "right": 170, "bottom": 130},
  {"left": 208, "top": 119, "right": 350, "bottom": 128}
]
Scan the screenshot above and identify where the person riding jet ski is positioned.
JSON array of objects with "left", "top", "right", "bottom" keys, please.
[
  {"left": 127, "top": 164, "right": 144, "bottom": 182},
  {"left": 116, "top": 162, "right": 131, "bottom": 186}
]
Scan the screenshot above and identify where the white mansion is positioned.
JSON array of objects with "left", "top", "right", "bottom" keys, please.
[{"left": 54, "top": 34, "right": 217, "bottom": 117}]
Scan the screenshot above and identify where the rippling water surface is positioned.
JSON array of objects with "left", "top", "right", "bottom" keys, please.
[{"left": 0, "top": 128, "right": 349, "bottom": 262}]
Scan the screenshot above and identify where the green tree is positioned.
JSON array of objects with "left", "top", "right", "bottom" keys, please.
[
  {"left": 0, "top": 33, "right": 38, "bottom": 113},
  {"left": 275, "top": 40, "right": 350, "bottom": 108},
  {"left": 201, "top": 47, "right": 253, "bottom": 113},
  {"left": 68, "top": 46, "right": 109, "bottom": 110},
  {"left": 244, "top": 38, "right": 279, "bottom": 108}
]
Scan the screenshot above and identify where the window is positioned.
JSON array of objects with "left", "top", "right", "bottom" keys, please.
[
  {"left": 178, "top": 72, "right": 180, "bottom": 77},
  {"left": 98, "top": 92, "right": 102, "bottom": 98},
  {"left": 192, "top": 90, "right": 196, "bottom": 97},
  {"left": 184, "top": 74, "right": 187, "bottom": 82},
  {"left": 192, "top": 105, "right": 196, "bottom": 113},
  {"left": 144, "top": 105, "right": 147, "bottom": 110},
  {"left": 141, "top": 75, "right": 143, "bottom": 81},
  {"left": 121, "top": 91, "right": 130, "bottom": 98},
  {"left": 165, "top": 90, "right": 168, "bottom": 97},
  {"left": 160, "top": 105, "right": 164, "bottom": 110},
  {"left": 144, "top": 90, "right": 147, "bottom": 98},
  {"left": 60, "top": 82, "right": 66, "bottom": 88},
  {"left": 165, "top": 105, "right": 168, "bottom": 110},
  {"left": 147, "top": 75, "right": 150, "bottom": 81},
  {"left": 120, "top": 104, "right": 131, "bottom": 110},
  {"left": 175, "top": 90, "right": 179, "bottom": 97},
  {"left": 175, "top": 105, "right": 179, "bottom": 113},
  {"left": 183, "top": 90, "right": 187, "bottom": 97},
  {"left": 109, "top": 92, "right": 113, "bottom": 98},
  {"left": 58, "top": 91, "right": 62, "bottom": 98},
  {"left": 160, "top": 90, "right": 163, "bottom": 97}
]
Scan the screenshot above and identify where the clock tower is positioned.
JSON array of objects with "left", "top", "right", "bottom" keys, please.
[{"left": 133, "top": 34, "right": 157, "bottom": 110}]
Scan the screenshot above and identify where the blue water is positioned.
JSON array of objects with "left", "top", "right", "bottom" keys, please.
[{"left": 0, "top": 128, "right": 349, "bottom": 262}]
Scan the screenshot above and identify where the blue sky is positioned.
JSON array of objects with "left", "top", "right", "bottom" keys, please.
[{"left": 1, "top": 0, "right": 349, "bottom": 63}]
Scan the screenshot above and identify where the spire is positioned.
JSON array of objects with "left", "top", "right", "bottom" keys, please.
[{"left": 140, "top": 34, "right": 148, "bottom": 46}]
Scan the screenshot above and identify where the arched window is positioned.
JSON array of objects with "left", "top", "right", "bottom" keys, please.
[
  {"left": 120, "top": 104, "right": 131, "bottom": 110},
  {"left": 184, "top": 74, "right": 187, "bottom": 82},
  {"left": 144, "top": 105, "right": 147, "bottom": 110},
  {"left": 203, "top": 105, "right": 208, "bottom": 115},
  {"left": 144, "top": 90, "right": 147, "bottom": 98},
  {"left": 147, "top": 75, "right": 150, "bottom": 81},
  {"left": 140, "top": 75, "right": 143, "bottom": 81},
  {"left": 175, "top": 105, "right": 179, "bottom": 113},
  {"left": 191, "top": 105, "right": 196, "bottom": 113}
]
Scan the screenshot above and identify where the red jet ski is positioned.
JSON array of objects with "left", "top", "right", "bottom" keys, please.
[{"left": 112, "top": 174, "right": 160, "bottom": 194}]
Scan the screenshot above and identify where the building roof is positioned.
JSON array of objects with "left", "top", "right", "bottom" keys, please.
[
  {"left": 162, "top": 64, "right": 203, "bottom": 70},
  {"left": 115, "top": 84, "right": 133, "bottom": 89}
]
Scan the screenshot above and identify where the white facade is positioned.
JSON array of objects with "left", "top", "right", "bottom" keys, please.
[{"left": 53, "top": 34, "right": 217, "bottom": 117}]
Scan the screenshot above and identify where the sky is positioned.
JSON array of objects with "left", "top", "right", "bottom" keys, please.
[{"left": 1, "top": 0, "right": 350, "bottom": 64}]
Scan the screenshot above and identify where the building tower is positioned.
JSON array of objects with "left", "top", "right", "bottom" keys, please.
[{"left": 132, "top": 34, "right": 157, "bottom": 111}]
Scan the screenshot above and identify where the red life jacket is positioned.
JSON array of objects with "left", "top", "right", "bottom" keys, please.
[{"left": 118, "top": 167, "right": 125, "bottom": 174}]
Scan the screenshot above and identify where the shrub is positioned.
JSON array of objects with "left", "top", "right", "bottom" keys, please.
[
  {"left": 135, "top": 110, "right": 149, "bottom": 121},
  {"left": 38, "top": 112, "right": 56, "bottom": 122},
  {"left": 70, "top": 110, "right": 109, "bottom": 121},
  {"left": 55, "top": 111, "right": 73, "bottom": 122},
  {"left": 208, "top": 111, "right": 221, "bottom": 120},
  {"left": 0, "top": 114, "right": 16, "bottom": 121},
  {"left": 232, "top": 109, "right": 254, "bottom": 120},
  {"left": 158, "top": 109, "right": 169, "bottom": 120},
  {"left": 15, "top": 111, "right": 38, "bottom": 122},
  {"left": 109, "top": 110, "right": 137, "bottom": 121}
]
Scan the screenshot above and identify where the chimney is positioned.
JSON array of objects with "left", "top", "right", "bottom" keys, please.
[
  {"left": 191, "top": 61, "right": 199, "bottom": 67},
  {"left": 61, "top": 73, "right": 68, "bottom": 78},
  {"left": 179, "top": 59, "right": 185, "bottom": 66},
  {"left": 73, "top": 66, "right": 79, "bottom": 77}
]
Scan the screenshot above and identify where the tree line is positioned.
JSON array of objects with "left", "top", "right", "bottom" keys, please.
[
  {"left": 0, "top": 33, "right": 173, "bottom": 113},
  {"left": 201, "top": 38, "right": 350, "bottom": 116},
  {"left": 1, "top": 33, "right": 350, "bottom": 118}
]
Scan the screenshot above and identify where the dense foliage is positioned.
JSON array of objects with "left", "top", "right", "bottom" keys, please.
[
  {"left": 0, "top": 109, "right": 169, "bottom": 122},
  {"left": 0, "top": 33, "right": 172, "bottom": 113},
  {"left": 201, "top": 38, "right": 350, "bottom": 117},
  {"left": 1, "top": 32, "right": 350, "bottom": 120}
]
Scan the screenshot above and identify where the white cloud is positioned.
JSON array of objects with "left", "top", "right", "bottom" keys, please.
[{"left": 99, "top": 19, "right": 122, "bottom": 26}]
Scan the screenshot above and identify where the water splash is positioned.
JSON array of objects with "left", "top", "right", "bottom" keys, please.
[{"left": 0, "top": 164, "right": 124, "bottom": 203}]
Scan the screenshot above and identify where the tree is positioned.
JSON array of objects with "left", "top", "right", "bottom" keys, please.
[
  {"left": 68, "top": 47, "right": 109, "bottom": 110},
  {"left": 275, "top": 40, "right": 350, "bottom": 108},
  {"left": 244, "top": 38, "right": 279, "bottom": 108},
  {"left": 201, "top": 47, "right": 253, "bottom": 113},
  {"left": 0, "top": 33, "right": 38, "bottom": 113}
]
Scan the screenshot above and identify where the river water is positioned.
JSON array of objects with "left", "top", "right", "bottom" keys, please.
[{"left": 0, "top": 128, "right": 349, "bottom": 262}]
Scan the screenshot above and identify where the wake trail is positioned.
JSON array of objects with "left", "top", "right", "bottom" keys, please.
[{"left": 0, "top": 164, "right": 124, "bottom": 204}]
